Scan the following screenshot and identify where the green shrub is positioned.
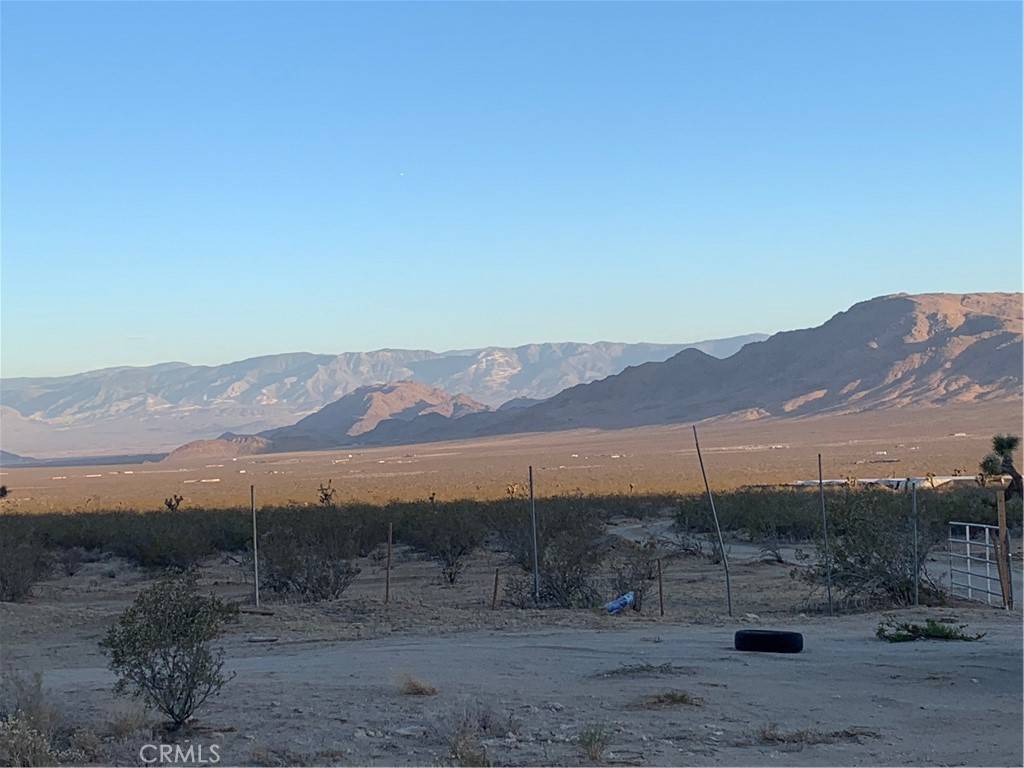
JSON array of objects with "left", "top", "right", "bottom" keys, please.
[
  {"left": 876, "top": 617, "right": 985, "bottom": 642},
  {"left": 398, "top": 505, "right": 486, "bottom": 584},
  {"left": 257, "top": 506, "right": 361, "bottom": 601},
  {"left": 804, "top": 488, "right": 941, "bottom": 608},
  {"left": 501, "top": 497, "right": 606, "bottom": 608},
  {"left": 100, "top": 572, "right": 237, "bottom": 728},
  {"left": 0, "top": 519, "right": 48, "bottom": 602}
]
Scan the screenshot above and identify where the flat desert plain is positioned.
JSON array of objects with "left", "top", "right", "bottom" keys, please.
[{"left": 1, "top": 402, "right": 1019, "bottom": 511}]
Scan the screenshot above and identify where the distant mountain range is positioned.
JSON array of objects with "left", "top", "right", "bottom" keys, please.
[
  {"left": 0, "top": 335, "right": 764, "bottom": 457},
  {"left": 163, "top": 292, "right": 1022, "bottom": 461}
]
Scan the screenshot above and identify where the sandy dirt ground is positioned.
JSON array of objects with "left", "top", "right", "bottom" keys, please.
[
  {"left": 2, "top": 520, "right": 1021, "bottom": 767},
  {"left": 1, "top": 402, "right": 1018, "bottom": 511}
]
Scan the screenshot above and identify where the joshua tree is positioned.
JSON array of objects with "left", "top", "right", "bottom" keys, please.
[
  {"left": 317, "top": 479, "right": 336, "bottom": 507},
  {"left": 980, "top": 434, "right": 1022, "bottom": 501},
  {"left": 164, "top": 494, "right": 184, "bottom": 512}
]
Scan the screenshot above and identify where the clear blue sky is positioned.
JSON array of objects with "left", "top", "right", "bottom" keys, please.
[{"left": 1, "top": 1, "right": 1020, "bottom": 378}]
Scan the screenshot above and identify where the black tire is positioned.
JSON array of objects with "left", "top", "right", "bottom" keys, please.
[{"left": 734, "top": 629, "right": 803, "bottom": 654}]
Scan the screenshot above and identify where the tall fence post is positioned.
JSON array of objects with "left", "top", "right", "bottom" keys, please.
[
  {"left": 996, "top": 492, "right": 1013, "bottom": 610},
  {"left": 251, "top": 484, "right": 260, "bottom": 609},
  {"left": 385, "top": 521, "right": 393, "bottom": 605},
  {"left": 818, "top": 454, "right": 834, "bottom": 616},
  {"left": 657, "top": 558, "right": 665, "bottom": 617},
  {"left": 693, "top": 426, "right": 732, "bottom": 617},
  {"left": 529, "top": 466, "right": 540, "bottom": 603},
  {"left": 912, "top": 482, "right": 919, "bottom": 607}
]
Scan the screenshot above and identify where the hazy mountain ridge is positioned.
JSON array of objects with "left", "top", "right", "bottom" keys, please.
[
  {"left": 1, "top": 336, "right": 764, "bottom": 456},
  {"left": 164, "top": 292, "right": 1023, "bottom": 459},
  {"left": 165, "top": 382, "right": 489, "bottom": 460},
  {"left": 490, "top": 292, "right": 1023, "bottom": 433}
]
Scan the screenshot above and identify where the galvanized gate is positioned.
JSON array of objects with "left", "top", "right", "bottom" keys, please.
[{"left": 947, "top": 522, "right": 1004, "bottom": 605}]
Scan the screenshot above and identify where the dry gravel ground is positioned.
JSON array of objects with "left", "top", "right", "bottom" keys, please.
[{"left": 2, "top": 543, "right": 1022, "bottom": 767}]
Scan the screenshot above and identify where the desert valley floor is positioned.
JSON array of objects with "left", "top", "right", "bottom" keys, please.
[{"left": 1, "top": 402, "right": 1019, "bottom": 511}]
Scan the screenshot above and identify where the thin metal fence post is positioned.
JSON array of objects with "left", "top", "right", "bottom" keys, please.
[
  {"left": 529, "top": 466, "right": 540, "bottom": 603},
  {"left": 385, "top": 521, "right": 393, "bottom": 604},
  {"left": 984, "top": 526, "right": 992, "bottom": 606},
  {"left": 251, "top": 484, "right": 260, "bottom": 608},
  {"left": 947, "top": 524, "right": 953, "bottom": 596},
  {"left": 912, "top": 483, "right": 919, "bottom": 607},
  {"left": 818, "top": 454, "right": 833, "bottom": 616},
  {"left": 966, "top": 532, "right": 973, "bottom": 601},
  {"left": 693, "top": 426, "right": 732, "bottom": 617},
  {"left": 657, "top": 558, "right": 665, "bottom": 617}
]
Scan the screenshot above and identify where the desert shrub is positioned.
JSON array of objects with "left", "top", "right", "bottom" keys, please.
[
  {"left": 257, "top": 506, "right": 361, "bottom": 601},
  {"left": 0, "top": 712, "right": 54, "bottom": 767},
  {"left": 0, "top": 673, "right": 60, "bottom": 742},
  {"left": 801, "top": 488, "right": 941, "bottom": 608},
  {"left": 445, "top": 701, "right": 516, "bottom": 768},
  {"left": 0, "top": 672, "right": 75, "bottom": 767},
  {"left": 0, "top": 520, "right": 48, "bottom": 602},
  {"left": 675, "top": 488, "right": 820, "bottom": 542},
  {"left": 876, "top": 616, "right": 985, "bottom": 642},
  {"left": 100, "top": 572, "right": 237, "bottom": 728},
  {"left": 577, "top": 723, "right": 611, "bottom": 763},
  {"left": 917, "top": 485, "right": 1022, "bottom": 534},
  {"left": 500, "top": 497, "right": 606, "bottom": 608},
  {"left": 399, "top": 505, "right": 486, "bottom": 584}
]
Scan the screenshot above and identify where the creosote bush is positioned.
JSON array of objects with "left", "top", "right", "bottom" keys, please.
[
  {"left": 501, "top": 497, "right": 606, "bottom": 608},
  {"left": 100, "top": 572, "right": 237, "bottom": 729},
  {"left": 0, "top": 519, "right": 47, "bottom": 602},
  {"left": 398, "top": 505, "right": 486, "bottom": 585},
  {"left": 800, "top": 488, "right": 941, "bottom": 608},
  {"left": 257, "top": 506, "right": 363, "bottom": 601}
]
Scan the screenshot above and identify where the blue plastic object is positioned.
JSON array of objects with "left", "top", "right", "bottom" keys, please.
[{"left": 605, "top": 591, "right": 636, "bottom": 614}]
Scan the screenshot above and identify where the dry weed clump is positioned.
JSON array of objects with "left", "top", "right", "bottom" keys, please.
[
  {"left": 0, "top": 671, "right": 101, "bottom": 766},
  {"left": 632, "top": 690, "right": 704, "bottom": 709},
  {"left": 593, "top": 662, "right": 694, "bottom": 679},
  {"left": 756, "top": 723, "right": 879, "bottom": 745},
  {"left": 0, "top": 712, "right": 55, "bottom": 767},
  {"left": 577, "top": 723, "right": 612, "bottom": 763},
  {"left": 106, "top": 702, "right": 152, "bottom": 740},
  {"left": 399, "top": 675, "right": 438, "bottom": 696},
  {"left": 444, "top": 701, "right": 516, "bottom": 767}
]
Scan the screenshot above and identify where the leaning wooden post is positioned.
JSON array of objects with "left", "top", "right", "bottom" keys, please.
[
  {"left": 657, "top": 558, "right": 665, "bottom": 617},
  {"left": 491, "top": 568, "right": 500, "bottom": 610},
  {"left": 251, "top": 485, "right": 260, "bottom": 608},
  {"left": 693, "top": 426, "right": 732, "bottom": 617},
  {"left": 385, "top": 522, "right": 393, "bottom": 605},
  {"left": 818, "top": 455, "right": 834, "bottom": 615},
  {"left": 995, "top": 493, "right": 1013, "bottom": 610}
]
